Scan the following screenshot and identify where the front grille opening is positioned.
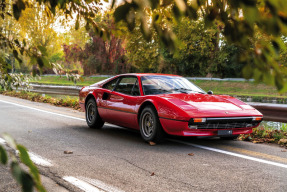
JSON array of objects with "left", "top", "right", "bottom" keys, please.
[{"left": 188, "top": 117, "right": 261, "bottom": 129}]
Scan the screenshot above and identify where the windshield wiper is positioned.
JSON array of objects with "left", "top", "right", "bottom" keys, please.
[{"left": 169, "top": 88, "right": 205, "bottom": 94}]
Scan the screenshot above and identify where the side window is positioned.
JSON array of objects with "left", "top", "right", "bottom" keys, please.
[
  {"left": 102, "top": 78, "right": 119, "bottom": 91},
  {"left": 115, "top": 77, "right": 140, "bottom": 96}
]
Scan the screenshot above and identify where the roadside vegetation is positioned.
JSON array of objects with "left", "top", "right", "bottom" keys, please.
[
  {"left": 31, "top": 76, "right": 107, "bottom": 86},
  {"left": 0, "top": 90, "right": 80, "bottom": 110},
  {"left": 239, "top": 122, "right": 287, "bottom": 149}
]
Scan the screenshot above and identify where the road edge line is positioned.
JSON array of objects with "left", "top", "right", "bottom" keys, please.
[{"left": 169, "top": 139, "right": 287, "bottom": 169}]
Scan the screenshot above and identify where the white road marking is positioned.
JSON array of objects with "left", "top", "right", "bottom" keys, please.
[
  {"left": 0, "top": 137, "right": 6, "bottom": 144},
  {"left": 0, "top": 136, "right": 53, "bottom": 167},
  {"left": 79, "top": 177, "right": 125, "bottom": 192},
  {"left": 63, "top": 176, "right": 104, "bottom": 192},
  {"left": 0, "top": 99, "right": 85, "bottom": 122},
  {"left": 169, "top": 139, "right": 287, "bottom": 169},
  {"left": 1, "top": 99, "right": 287, "bottom": 174},
  {"left": 28, "top": 152, "right": 53, "bottom": 167}
]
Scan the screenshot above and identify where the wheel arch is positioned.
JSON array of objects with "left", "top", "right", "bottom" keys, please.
[
  {"left": 137, "top": 101, "right": 157, "bottom": 121},
  {"left": 137, "top": 100, "right": 163, "bottom": 129},
  {"left": 85, "top": 92, "right": 97, "bottom": 108}
]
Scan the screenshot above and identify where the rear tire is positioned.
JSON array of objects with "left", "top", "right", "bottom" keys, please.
[
  {"left": 85, "top": 98, "right": 104, "bottom": 129},
  {"left": 139, "top": 106, "right": 165, "bottom": 143}
]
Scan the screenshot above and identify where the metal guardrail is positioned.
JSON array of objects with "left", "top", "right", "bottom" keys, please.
[
  {"left": 186, "top": 77, "right": 254, "bottom": 82},
  {"left": 17, "top": 84, "right": 287, "bottom": 123},
  {"left": 249, "top": 103, "right": 287, "bottom": 123},
  {"left": 19, "top": 84, "right": 82, "bottom": 96}
]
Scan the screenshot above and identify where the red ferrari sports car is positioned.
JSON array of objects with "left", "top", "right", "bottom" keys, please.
[{"left": 79, "top": 73, "right": 263, "bottom": 143}]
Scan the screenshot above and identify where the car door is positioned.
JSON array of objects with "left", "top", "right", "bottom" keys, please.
[
  {"left": 97, "top": 77, "right": 120, "bottom": 120},
  {"left": 103, "top": 76, "right": 141, "bottom": 128}
]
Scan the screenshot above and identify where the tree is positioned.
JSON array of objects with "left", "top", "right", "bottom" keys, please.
[
  {"left": 63, "top": 12, "right": 129, "bottom": 75},
  {"left": 1, "top": 0, "right": 106, "bottom": 89},
  {"left": 114, "top": 0, "right": 287, "bottom": 92},
  {"left": 125, "top": 25, "right": 161, "bottom": 73}
]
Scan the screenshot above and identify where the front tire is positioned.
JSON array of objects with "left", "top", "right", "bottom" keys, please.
[
  {"left": 139, "top": 106, "right": 165, "bottom": 143},
  {"left": 85, "top": 98, "right": 104, "bottom": 129}
]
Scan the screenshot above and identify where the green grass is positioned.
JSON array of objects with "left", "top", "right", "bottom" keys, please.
[
  {"left": 30, "top": 76, "right": 287, "bottom": 98},
  {"left": 1, "top": 90, "right": 80, "bottom": 110},
  {"left": 192, "top": 80, "right": 287, "bottom": 98}
]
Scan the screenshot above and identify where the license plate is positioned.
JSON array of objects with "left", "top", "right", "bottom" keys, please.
[{"left": 218, "top": 130, "right": 233, "bottom": 136}]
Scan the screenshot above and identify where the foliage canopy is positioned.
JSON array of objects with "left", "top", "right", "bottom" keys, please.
[
  {"left": 1, "top": 0, "right": 287, "bottom": 92},
  {"left": 114, "top": 0, "right": 287, "bottom": 92}
]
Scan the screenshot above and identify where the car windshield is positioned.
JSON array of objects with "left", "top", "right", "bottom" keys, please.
[{"left": 141, "top": 75, "right": 206, "bottom": 95}]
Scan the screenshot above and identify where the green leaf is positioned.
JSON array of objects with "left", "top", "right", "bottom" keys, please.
[
  {"left": 37, "top": 57, "right": 44, "bottom": 68},
  {"left": 6, "top": 12, "right": 12, "bottom": 16},
  {"left": 11, "top": 161, "right": 23, "bottom": 184},
  {"left": 75, "top": 18, "right": 79, "bottom": 30},
  {"left": 150, "top": 0, "right": 159, "bottom": 9},
  {"left": 85, "top": 22, "right": 90, "bottom": 31},
  {"left": 0, "top": 145, "right": 8, "bottom": 165},
  {"left": 37, "top": 46, "right": 47, "bottom": 56},
  {"left": 111, "top": 0, "right": 116, "bottom": 9},
  {"left": 114, "top": 3, "right": 131, "bottom": 22},
  {"left": 42, "top": 57, "right": 50, "bottom": 67},
  {"left": 11, "top": 161, "right": 34, "bottom": 192},
  {"left": 12, "top": 4, "right": 20, "bottom": 20},
  {"left": 17, "top": 145, "right": 46, "bottom": 192},
  {"left": 274, "top": 72, "right": 284, "bottom": 90},
  {"left": 241, "top": 0, "right": 257, "bottom": 6},
  {"left": 2, "top": 133, "right": 17, "bottom": 150},
  {"left": 17, "top": 145, "right": 40, "bottom": 180},
  {"left": 13, "top": 50, "right": 18, "bottom": 59},
  {"left": 242, "top": 64, "right": 253, "bottom": 79},
  {"left": 172, "top": 5, "right": 181, "bottom": 19},
  {"left": 14, "top": 39, "right": 20, "bottom": 47}
]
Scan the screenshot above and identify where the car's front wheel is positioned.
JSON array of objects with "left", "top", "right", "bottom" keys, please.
[
  {"left": 139, "top": 106, "right": 165, "bottom": 143},
  {"left": 86, "top": 98, "right": 104, "bottom": 129}
]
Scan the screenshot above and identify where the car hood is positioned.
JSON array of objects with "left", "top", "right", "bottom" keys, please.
[{"left": 162, "top": 93, "right": 250, "bottom": 111}]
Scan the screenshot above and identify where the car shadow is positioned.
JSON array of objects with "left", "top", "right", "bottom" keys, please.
[{"left": 70, "top": 123, "right": 240, "bottom": 149}]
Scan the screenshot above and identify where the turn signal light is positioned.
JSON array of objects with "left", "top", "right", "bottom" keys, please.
[
  {"left": 252, "top": 117, "right": 262, "bottom": 121},
  {"left": 193, "top": 118, "right": 207, "bottom": 123}
]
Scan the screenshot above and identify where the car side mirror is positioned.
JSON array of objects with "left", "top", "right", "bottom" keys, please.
[{"left": 207, "top": 90, "right": 213, "bottom": 95}]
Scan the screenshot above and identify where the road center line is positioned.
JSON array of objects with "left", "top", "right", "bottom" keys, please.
[
  {"left": 168, "top": 139, "right": 287, "bottom": 169},
  {"left": 1, "top": 99, "right": 287, "bottom": 170}
]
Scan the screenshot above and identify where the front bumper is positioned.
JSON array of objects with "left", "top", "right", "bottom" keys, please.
[{"left": 159, "top": 116, "right": 262, "bottom": 136}]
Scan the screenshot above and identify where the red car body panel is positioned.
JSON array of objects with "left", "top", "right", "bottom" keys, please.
[{"left": 79, "top": 73, "right": 263, "bottom": 136}]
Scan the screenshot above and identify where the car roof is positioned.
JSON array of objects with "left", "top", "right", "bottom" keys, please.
[{"left": 119, "top": 73, "right": 181, "bottom": 77}]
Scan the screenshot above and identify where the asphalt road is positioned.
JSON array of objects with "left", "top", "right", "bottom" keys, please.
[{"left": 0, "top": 94, "right": 286, "bottom": 192}]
